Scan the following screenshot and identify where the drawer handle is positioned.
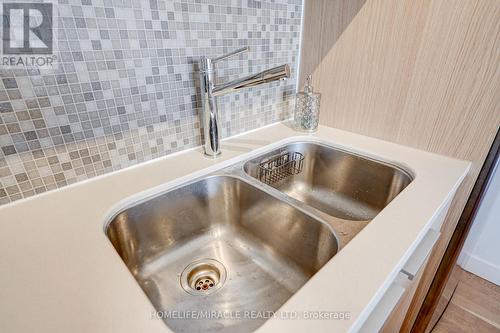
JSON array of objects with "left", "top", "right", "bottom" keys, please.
[
  {"left": 401, "top": 228, "right": 441, "bottom": 280},
  {"left": 358, "top": 283, "right": 406, "bottom": 332}
]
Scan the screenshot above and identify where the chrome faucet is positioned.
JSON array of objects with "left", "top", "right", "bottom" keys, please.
[{"left": 198, "top": 47, "right": 290, "bottom": 157}]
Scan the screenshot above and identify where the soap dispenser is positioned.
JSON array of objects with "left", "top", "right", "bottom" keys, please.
[{"left": 294, "top": 74, "right": 321, "bottom": 132}]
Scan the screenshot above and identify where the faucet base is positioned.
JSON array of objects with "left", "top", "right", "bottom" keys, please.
[{"left": 204, "top": 151, "right": 222, "bottom": 158}]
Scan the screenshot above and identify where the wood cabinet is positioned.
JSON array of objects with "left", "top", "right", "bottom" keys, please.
[
  {"left": 299, "top": 0, "right": 500, "bottom": 330},
  {"left": 381, "top": 256, "right": 431, "bottom": 332}
]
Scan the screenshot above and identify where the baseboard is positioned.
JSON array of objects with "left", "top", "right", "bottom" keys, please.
[{"left": 460, "top": 252, "right": 500, "bottom": 286}]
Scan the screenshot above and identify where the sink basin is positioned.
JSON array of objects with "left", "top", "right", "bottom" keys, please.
[
  {"left": 244, "top": 142, "right": 412, "bottom": 221},
  {"left": 105, "top": 140, "right": 412, "bottom": 332},
  {"left": 106, "top": 176, "right": 338, "bottom": 332}
]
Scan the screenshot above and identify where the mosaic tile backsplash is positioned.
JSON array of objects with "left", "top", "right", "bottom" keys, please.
[{"left": 0, "top": 0, "right": 302, "bottom": 205}]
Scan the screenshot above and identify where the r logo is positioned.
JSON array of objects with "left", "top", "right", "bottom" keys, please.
[{"left": 2, "top": 3, "right": 53, "bottom": 55}]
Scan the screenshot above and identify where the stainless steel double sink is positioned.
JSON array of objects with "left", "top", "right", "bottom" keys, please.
[{"left": 105, "top": 141, "right": 412, "bottom": 333}]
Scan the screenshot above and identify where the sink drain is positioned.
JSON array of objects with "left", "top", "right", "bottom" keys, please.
[{"left": 180, "top": 258, "right": 227, "bottom": 296}]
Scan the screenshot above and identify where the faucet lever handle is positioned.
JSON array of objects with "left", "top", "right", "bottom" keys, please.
[{"left": 212, "top": 47, "right": 250, "bottom": 63}]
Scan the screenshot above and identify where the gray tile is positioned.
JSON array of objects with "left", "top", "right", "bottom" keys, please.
[
  {"left": 0, "top": 102, "right": 13, "bottom": 113},
  {"left": 1, "top": 145, "right": 17, "bottom": 155},
  {"left": 0, "top": 0, "right": 302, "bottom": 205},
  {"left": 2, "top": 78, "right": 18, "bottom": 89}
]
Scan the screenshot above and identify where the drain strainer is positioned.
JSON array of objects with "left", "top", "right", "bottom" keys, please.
[{"left": 180, "top": 258, "right": 227, "bottom": 296}]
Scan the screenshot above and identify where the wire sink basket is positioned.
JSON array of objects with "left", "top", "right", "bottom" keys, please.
[{"left": 258, "top": 151, "right": 304, "bottom": 184}]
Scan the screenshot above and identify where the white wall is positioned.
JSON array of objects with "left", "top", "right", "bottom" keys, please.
[{"left": 459, "top": 157, "right": 500, "bottom": 286}]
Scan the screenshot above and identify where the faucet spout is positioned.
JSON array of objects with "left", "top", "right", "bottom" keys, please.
[
  {"left": 198, "top": 48, "right": 291, "bottom": 158},
  {"left": 212, "top": 64, "right": 290, "bottom": 97}
]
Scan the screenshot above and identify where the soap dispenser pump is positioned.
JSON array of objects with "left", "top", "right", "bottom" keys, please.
[{"left": 294, "top": 74, "right": 321, "bottom": 132}]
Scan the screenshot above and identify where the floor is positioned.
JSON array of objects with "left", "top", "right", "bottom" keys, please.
[{"left": 432, "top": 268, "right": 500, "bottom": 333}]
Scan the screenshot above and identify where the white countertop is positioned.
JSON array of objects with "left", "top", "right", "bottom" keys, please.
[{"left": 0, "top": 122, "right": 470, "bottom": 333}]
